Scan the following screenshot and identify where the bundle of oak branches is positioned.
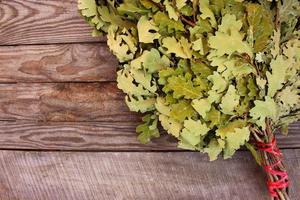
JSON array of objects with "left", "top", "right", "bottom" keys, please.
[{"left": 79, "top": 0, "right": 299, "bottom": 199}]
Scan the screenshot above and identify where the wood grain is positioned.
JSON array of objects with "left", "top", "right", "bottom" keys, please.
[
  {"left": 0, "top": 44, "right": 117, "bottom": 82},
  {"left": 0, "top": 150, "right": 299, "bottom": 200},
  {"left": 0, "top": 82, "right": 139, "bottom": 122},
  {"left": 0, "top": 82, "right": 298, "bottom": 150},
  {"left": 0, "top": 121, "right": 177, "bottom": 151},
  {"left": 0, "top": 0, "right": 104, "bottom": 45},
  {"left": 0, "top": 121, "right": 298, "bottom": 151}
]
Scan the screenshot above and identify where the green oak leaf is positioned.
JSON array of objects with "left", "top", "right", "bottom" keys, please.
[
  {"left": 199, "top": 0, "right": 217, "bottom": 28},
  {"left": 137, "top": 16, "right": 161, "bottom": 43},
  {"left": 220, "top": 85, "right": 240, "bottom": 115},
  {"left": 136, "top": 114, "right": 160, "bottom": 144},
  {"left": 162, "top": 37, "right": 193, "bottom": 58},
  {"left": 223, "top": 127, "right": 250, "bottom": 159},
  {"left": 159, "top": 114, "right": 183, "bottom": 137},
  {"left": 153, "top": 12, "right": 185, "bottom": 34},
  {"left": 130, "top": 68, "right": 157, "bottom": 93},
  {"left": 179, "top": 118, "right": 210, "bottom": 146},
  {"left": 126, "top": 95, "right": 156, "bottom": 113},
  {"left": 170, "top": 101, "right": 197, "bottom": 122},
  {"left": 107, "top": 26, "right": 137, "bottom": 62},
  {"left": 204, "top": 138, "right": 225, "bottom": 161},
  {"left": 216, "top": 119, "right": 247, "bottom": 139},
  {"left": 207, "top": 72, "right": 227, "bottom": 93},
  {"left": 165, "top": 73, "right": 203, "bottom": 99},
  {"left": 155, "top": 97, "right": 183, "bottom": 137},
  {"left": 246, "top": 3, "right": 274, "bottom": 52},
  {"left": 266, "top": 55, "right": 289, "bottom": 97},
  {"left": 208, "top": 14, "right": 253, "bottom": 58},
  {"left": 191, "top": 60, "right": 213, "bottom": 78},
  {"left": 250, "top": 97, "right": 278, "bottom": 129},
  {"left": 192, "top": 98, "right": 211, "bottom": 119},
  {"left": 175, "top": 0, "right": 187, "bottom": 10},
  {"left": 117, "top": 0, "right": 149, "bottom": 16},
  {"left": 131, "top": 48, "right": 171, "bottom": 73},
  {"left": 164, "top": 0, "right": 179, "bottom": 21},
  {"left": 78, "top": 0, "right": 103, "bottom": 29},
  {"left": 117, "top": 68, "right": 150, "bottom": 96}
]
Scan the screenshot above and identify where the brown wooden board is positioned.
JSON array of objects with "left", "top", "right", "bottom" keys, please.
[
  {"left": 0, "top": 150, "right": 299, "bottom": 200},
  {"left": 0, "top": 121, "right": 299, "bottom": 151},
  {"left": 0, "top": 82, "right": 139, "bottom": 122},
  {"left": 0, "top": 44, "right": 117, "bottom": 82},
  {"left": 0, "top": 82, "right": 298, "bottom": 150},
  {"left": 0, "top": 121, "right": 176, "bottom": 151},
  {"left": 0, "top": 0, "right": 104, "bottom": 45}
]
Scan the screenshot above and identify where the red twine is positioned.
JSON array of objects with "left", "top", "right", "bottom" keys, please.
[{"left": 256, "top": 138, "right": 289, "bottom": 198}]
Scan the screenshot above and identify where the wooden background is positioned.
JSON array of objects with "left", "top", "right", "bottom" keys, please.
[{"left": 0, "top": 0, "right": 299, "bottom": 199}]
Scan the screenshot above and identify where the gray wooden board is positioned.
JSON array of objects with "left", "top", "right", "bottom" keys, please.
[{"left": 0, "top": 150, "right": 299, "bottom": 200}]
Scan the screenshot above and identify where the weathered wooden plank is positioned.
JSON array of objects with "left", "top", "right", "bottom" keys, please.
[
  {"left": 0, "top": 83, "right": 139, "bottom": 122},
  {"left": 0, "top": 121, "right": 177, "bottom": 151},
  {"left": 0, "top": 82, "right": 298, "bottom": 150},
  {"left": 0, "top": 121, "right": 298, "bottom": 151},
  {"left": 0, "top": 150, "right": 299, "bottom": 200},
  {"left": 0, "top": 0, "right": 104, "bottom": 45},
  {"left": 0, "top": 44, "right": 117, "bottom": 82},
  {"left": 0, "top": 83, "right": 298, "bottom": 149}
]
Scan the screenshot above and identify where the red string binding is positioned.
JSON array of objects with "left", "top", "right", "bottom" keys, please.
[{"left": 256, "top": 138, "right": 289, "bottom": 198}]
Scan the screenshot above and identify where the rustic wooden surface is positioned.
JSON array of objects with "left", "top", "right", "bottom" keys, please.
[{"left": 0, "top": 0, "right": 299, "bottom": 199}]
